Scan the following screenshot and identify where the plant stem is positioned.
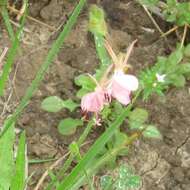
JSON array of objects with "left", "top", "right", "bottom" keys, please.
[
  {"left": 45, "top": 119, "right": 95, "bottom": 190},
  {"left": 59, "top": 120, "right": 94, "bottom": 178},
  {"left": 71, "top": 131, "right": 143, "bottom": 190},
  {"left": 77, "top": 151, "right": 95, "bottom": 190},
  {"left": 78, "top": 119, "right": 95, "bottom": 146},
  {"left": 142, "top": 4, "right": 164, "bottom": 35},
  {"left": 57, "top": 90, "right": 141, "bottom": 190},
  {"left": 181, "top": 24, "right": 188, "bottom": 48},
  {"left": 94, "top": 33, "right": 110, "bottom": 66}
]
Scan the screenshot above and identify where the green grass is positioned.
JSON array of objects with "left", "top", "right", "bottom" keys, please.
[
  {"left": 57, "top": 106, "right": 132, "bottom": 189},
  {"left": 0, "top": 1, "right": 27, "bottom": 96},
  {"left": 1, "top": 6, "right": 15, "bottom": 42},
  {"left": 0, "top": 0, "right": 87, "bottom": 138},
  {"left": 0, "top": 121, "right": 15, "bottom": 190},
  {"left": 10, "top": 132, "right": 26, "bottom": 190}
]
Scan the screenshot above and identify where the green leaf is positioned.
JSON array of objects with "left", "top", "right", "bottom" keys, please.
[
  {"left": 10, "top": 132, "right": 26, "bottom": 190},
  {"left": 164, "top": 2, "right": 190, "bottom": 26},
  {"left": 74, "top": 74, "right": 95, "bottom": 88},
  {"left": 184, "top": 44, "right": 190, "bottom": 58},
  {"left": 62, "top": 99, "right": 79, "bottom": 112},
  {"left": 129, "top": 108, "right": 148, "bottom": 123},
  {"left": 143, "top": 125, "right": 162, "bottom": 139},
  {"left": 125, "top": 175, "right": 141, "bottom": 188},
  {"left": 169, "top": 74, "right": 186, "bottom": 87},
  {"left": 100, "top": 175, "right": 113, "bottom": 190},
  {"left": 114, "top": 131, "right": 128, "bottom": 156},
  {"left": 41, "top": 96, "right": 64, "bottom": 112},
  {"left": 178, "top": 63, "right": 190, "bottom": 74},
  {"left": 102, "top": 105, "right": 112, "bottom": 120},
  {"left": 168, "top": 49, "right": 183, "bottom": 65},
  {"left": 58, "top": 118, "right": 83, "bottom": 136},
  {"left": 89, "top": 4, "right": 107, "bottom": 36},
  {"left": 114, "top": 165, "right": 141, "bottom": 190},
  {"left": 129, "top": 108, "right": 148, "bottom": 129},
  {"left": 0, "top": 121, "right": 15, "bottom": 190},
  {"left": 69, "top": 142, "right": 80, "bottom": 155},
  {"left": 57, "top": 107, "right": 131, "bottom": 190},
  {"left": 167, "top": 0, "right": 177, "bottom": 7},
  {"left": 41, "top": 97, "right": 78, "bottom": 112},
  {"left": 76, "top": 88, "right": 89, "bottom": 98},
  {"left": 75, "top": 74, "right": 96, "bottom": 98}
]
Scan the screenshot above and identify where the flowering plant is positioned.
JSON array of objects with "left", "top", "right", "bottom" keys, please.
[
  {"left": 140, "top": 45, "right": 190, "bottom": 99},
  {"left": 40, "top": 4, "right": 190, "bottom": 189},
  {"left": 81, "top": 40, "right": 139, "bottom": 124}
]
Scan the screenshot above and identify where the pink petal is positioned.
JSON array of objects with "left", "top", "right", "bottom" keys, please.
[
  {"left": 113, "top": 71, "right": 139, "bottom": 91},
  {"left": 111, "top": 79, "right": 131, "bottom": 105},
  {"left": 81, "top": 88, "right": 105, "bottom": 113}
]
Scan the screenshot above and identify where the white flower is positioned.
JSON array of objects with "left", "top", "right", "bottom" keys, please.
[
  {"left": 109, "top": 70, "right": 139, "bottom": 105},
  {"left": 156, "top": 73, "right": 166, "bottom": 83}
]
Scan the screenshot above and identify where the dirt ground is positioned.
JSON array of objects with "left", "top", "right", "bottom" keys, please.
[{"left": 0, "top": 0, "right": 190, "bottom": 189}]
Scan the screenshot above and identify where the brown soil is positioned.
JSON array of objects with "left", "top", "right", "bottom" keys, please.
[{"left": 0, "top": 0, "right": 190, "bottom": 190}]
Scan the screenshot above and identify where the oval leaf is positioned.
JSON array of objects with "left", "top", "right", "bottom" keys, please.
[
  {"left": 41, "top": 96, "right": 63, "bottom": 112},
  {"left": 126, "top": 175, "right": 141, "bottom": 189},
  {"left": 62, "top": 99, "right": 79, "bottom": 112},
  {"left": 184, "top": 44, "right": 190, "bottom": 58},
  {"left": 114, "top": 131, "right": 129, "bottom": 156},
  {"left": 169, "top": 74, "right": 186, "bottom": 87},
  {"left": 69, "top": 141, "right": 80, "bottom": 155},
  {"left": 129, "top": 108, "right": 148, "bottom": 129},
  {"left": 179, "top": 63, "right": 190, "bottom": 74},
  {"left": 58, "top": 118, "right": 83, "bottom": 136},
  {"left": 143, "top": 125, "right": 162, "bottom": 139},
  {"left": 168, "top": 49, "right": 183, "bottom": 65},
  {"left": 100, "top": 175, "right": 113, "bottom": 190},
  {"left": 129, "top": 108, "right": 148, "bottom": 123},
  {"left": 89, "top": 4, "right": 107, "bottom": 36}
]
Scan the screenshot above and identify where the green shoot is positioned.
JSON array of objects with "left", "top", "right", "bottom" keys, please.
[{"left": 0, "top": 2, "right": 15, "bottom": 42}]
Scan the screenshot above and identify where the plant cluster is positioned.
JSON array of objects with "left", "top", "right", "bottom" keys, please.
[
  {"left": 140, "top": 45, "right": 190, "bottom": 99},
  {"left": 0, "top": 0, "right": 190, "bottom": 190},
  {"left": 139, "top": 0, "right": 190, "bottom": 26}
]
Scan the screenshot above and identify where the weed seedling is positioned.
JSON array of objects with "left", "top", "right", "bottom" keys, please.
[{"left": 139, "top": 0, "right": 190, "bottom": 46}]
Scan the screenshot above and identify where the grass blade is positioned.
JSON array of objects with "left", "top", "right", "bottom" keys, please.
[
  {"left": 0, "top": 0, "right": 87, "bottom": 138},
  {"left": 94, "top": 33, "right": 110, "bottom": 66},
  {"left": 1, "top": 5, "right": 15, "bottom": 42},
  {"left": 10, "top": 132, "right": 26, "bottom": 190},
  {"left": 57, "top": 107, "right": 131, "bottom": 190},
  {"left": 0, "top": 34, "right": 20, "bottom": 96},
  {"left": 71, "top": 133, "right": 140, "bottom": 190},
  {"left": 0, "top": 121, "right": 15, "bottom": 190},
  {"left": 45, "top": 119, "right": 95, "bottom": 190},
  {"left": 0, "top": 1, "right": 27, "bottom": 96},
  {"left": 29, "top": 158, "right": 57, "bottom": 164}
]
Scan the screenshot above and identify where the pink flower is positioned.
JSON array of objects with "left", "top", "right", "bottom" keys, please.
[
  {"left": 81, "top": 87, "right": 107, "bottom": 113},
  {"left": 109, "top": 70, "right": 139, "bottom": 105}
]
